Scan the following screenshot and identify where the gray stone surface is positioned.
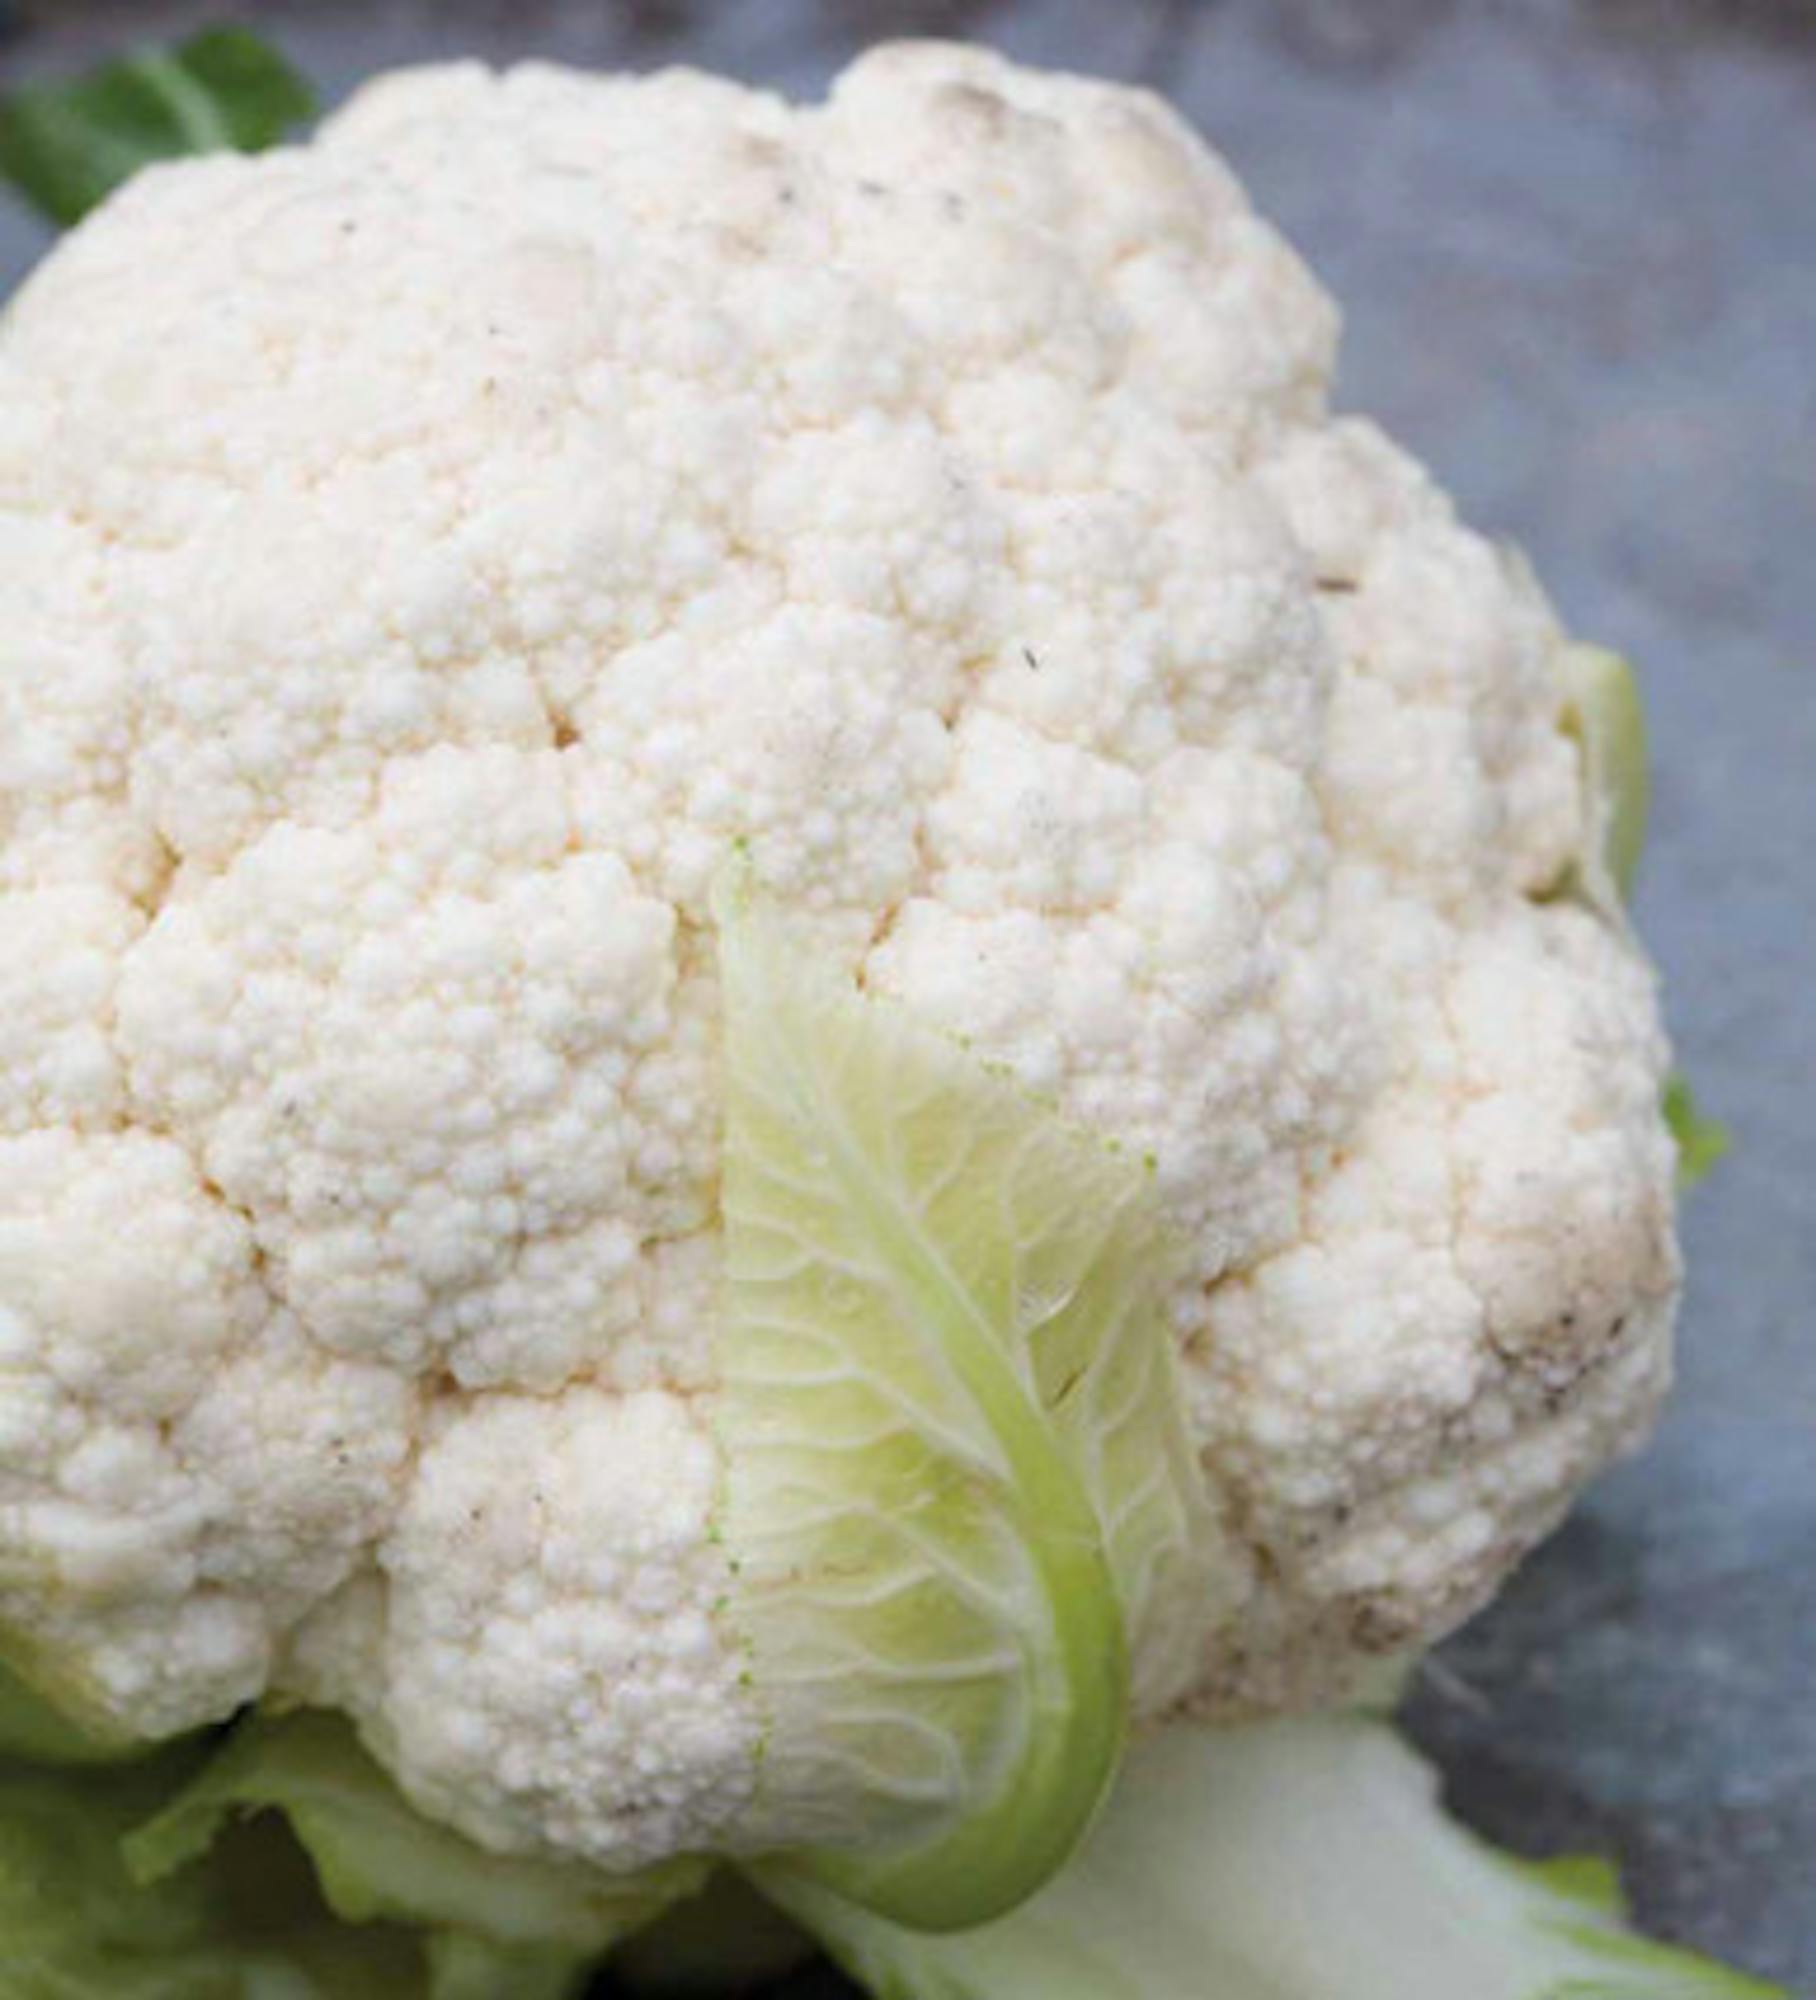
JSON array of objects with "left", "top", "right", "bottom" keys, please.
[{"left": 3, "top": 1, "right": 1811, "bottom": 1987}]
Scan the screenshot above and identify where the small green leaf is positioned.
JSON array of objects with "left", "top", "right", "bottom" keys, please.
[
  {"left": 1557, "top": 643, "right": 1650, "bottom": 918},
  {"left": 715, "top": 881, "right": 1220, "bottom": 1931},
  {"left": 125, "top": 1709, "right": 700, "bottom": 1994},
  {"left": 0, "top": 25, "right": 316, "bottom": 229},
  {"left": 1663, "top": 1075, "right": 1730, "bottom": 1190}
]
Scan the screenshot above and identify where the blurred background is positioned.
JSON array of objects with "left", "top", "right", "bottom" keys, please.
[{"left": 2, "top": 0, "right": 1811, "bottom": 1988}]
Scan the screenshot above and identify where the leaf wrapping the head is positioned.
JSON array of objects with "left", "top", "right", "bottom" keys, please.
[{"left": 715, "top": 884, "right": 1227, "bottom": 1931}]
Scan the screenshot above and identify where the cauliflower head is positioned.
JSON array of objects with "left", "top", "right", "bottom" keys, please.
[{"left": 0, "top": 41, "right": 1677, "bottom": 1891}]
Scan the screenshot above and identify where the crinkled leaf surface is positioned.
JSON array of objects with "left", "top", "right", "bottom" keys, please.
[{"left": 716, "top": 887, "right": 1220, "bottom": 1930}]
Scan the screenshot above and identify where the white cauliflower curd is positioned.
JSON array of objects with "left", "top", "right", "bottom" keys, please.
[{"left": 0, "top": 39, "right": 1678, "bottom": 1891}]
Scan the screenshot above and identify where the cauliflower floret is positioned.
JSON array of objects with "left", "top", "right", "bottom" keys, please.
[
  {"left": 0, "top": 1131, "right": 416, "bottom": 1732},
  {"left": 0, "top": 42, "right": 1675, "bottom": 1864},
  {"left": 116, "top": 745, "right": 685, "bottom": 1389},
  {"left": 360, "top": 1387, "right": 756, "bottom": 1868}
]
